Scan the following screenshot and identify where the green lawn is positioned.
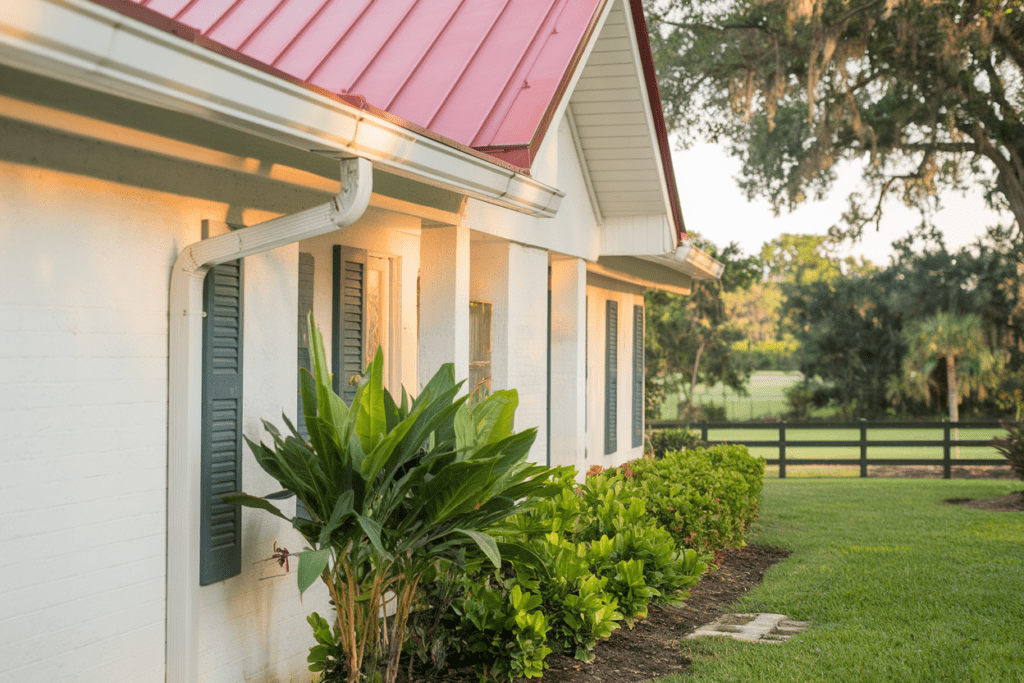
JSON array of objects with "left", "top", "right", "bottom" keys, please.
[{"left": 655, "top": 478, "right": 1024, "bottom": 682}]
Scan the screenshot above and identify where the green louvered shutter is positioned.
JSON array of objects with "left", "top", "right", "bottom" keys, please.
[
  {"left": 297, "top": 253, "right": 315, "bottom": 437},
  {"left": 632, "top": 305, "right": 644, "bottom": 448},
  {"left": 605, "top": 300, "right": 618, "bottom": 455},
  {"left": 333, "top": 246, "right": 367, "bottom": 404},
  {"left": 295, "top": 253, "right": 315, "bottom": 521},
  {"left": 200, "top": 259, "right": 243, "bottom": 585}
]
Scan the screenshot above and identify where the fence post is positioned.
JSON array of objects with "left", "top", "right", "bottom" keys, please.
[
  {"left": 860, "top": 423, "right": 868, "bottom": 478},
  {"left": 943, "top": 424, "right": 952, "bottom": 479},
  {"left": 779, "top": 424, "right": 786, "bottom": 479},
  {"left": 701, "top": 424, "right": 708, "bottom": 443}
]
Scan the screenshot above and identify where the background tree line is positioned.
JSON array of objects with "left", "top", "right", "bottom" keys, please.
[
  {"left": 642, "top": 0, "right": 1023, "bottom": 421},
  {"left": 646, "top": 228, "right": 1024, "bottom": 420}
]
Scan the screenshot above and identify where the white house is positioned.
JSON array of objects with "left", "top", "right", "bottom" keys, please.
[{"left": 0, "top": 0, "right": 723, "bottom": 681}]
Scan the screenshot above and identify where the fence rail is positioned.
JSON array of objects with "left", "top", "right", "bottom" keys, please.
[{"left": 649, "top": 420, "right": 1012, "bottom": 479}]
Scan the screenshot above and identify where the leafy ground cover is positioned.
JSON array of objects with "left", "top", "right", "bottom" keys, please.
[{"left": 659, "top": 478, "right": 1024, "bottom": 683}]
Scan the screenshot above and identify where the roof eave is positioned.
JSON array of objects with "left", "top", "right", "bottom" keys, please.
[
  {"left": 5, "top": 0, "right": 563, "bottom": 217},
  {"left": 646, "top": 241, "right": 725, "bottom": 281}
]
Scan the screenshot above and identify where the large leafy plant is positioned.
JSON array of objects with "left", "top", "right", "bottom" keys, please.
[{"left": 225, "top": 314, "right": 558, "bottom": 683}]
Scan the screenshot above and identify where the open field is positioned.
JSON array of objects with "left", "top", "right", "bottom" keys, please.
[
  {"left": 655, "top": 478, "right": 1024, "bottom": 682},
  {"left": 666, "top": 371, "right": 803, "bottom": 421}
]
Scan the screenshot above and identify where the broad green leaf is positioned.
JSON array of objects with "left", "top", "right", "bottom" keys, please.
[
  {"left": 221, "top": 492, "right": 289, "bottom": 521},
  {"left": 318, "top": 490, "right": 354, "bottom": 546},
  {"left": 297, "top": 547, "right": 331, "bottom": 595},
  {"left": 355, "top": 348, "right": 387, "bottom": 452},
  {"left": 422, "top": 461, "right": 496, "bottom": 524},
  {"left": 454, "top": 528, "right": 501, "bottom": 569},
  {"left": 472, "top": 389, "right": 518, "bottom": 443},
  {"left": 356, "top": 514, "right": 391, "bottom": 560}
]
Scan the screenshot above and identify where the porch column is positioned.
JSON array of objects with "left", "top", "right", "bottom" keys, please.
[
  {"left": 418, "top": 223, "right": 470, "bottom": 389},
  {"left": 549, "top": 257, "right": 587, "bottom": 474}
]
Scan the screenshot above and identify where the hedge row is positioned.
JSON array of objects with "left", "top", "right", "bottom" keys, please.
[{"left": 405, "top": 443, "right": 765, "bottom": 680}]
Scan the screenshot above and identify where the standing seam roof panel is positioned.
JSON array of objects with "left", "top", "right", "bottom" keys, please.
[
  {"left": 428, "top": 0, "right": 556, "bottom": 144},
  {"left": 345, "top": 0, "right": 467, "bottom": 109},
  {"left": 205, "top": 0, "right": 288, "bottom": 51},
  {"left": 469, "top": 0, "right": 569, "bottom": 146},
  {"left": 307, "top": 0, "right": 423, "bottom": 90},
  {"left": 388, "top": 0, "right": 513, "bottom": 140},
  {"left": 479, "top": 0, "right": 601, "bottom": 146},
  {"left": 118, "top": 0, "right": 620, "bottom": 171},
  {"left": 272, "top": 0, "right": 375, "bottom": 79}
]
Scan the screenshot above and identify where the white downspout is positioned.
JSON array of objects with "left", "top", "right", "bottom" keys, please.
[{"left": 166, "top": 157, "right": 372, "bottom": 683}]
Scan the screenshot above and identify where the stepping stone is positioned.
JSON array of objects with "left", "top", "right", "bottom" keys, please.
[{"left": 687, "top": 613, "right": 810, "bottom": 643}]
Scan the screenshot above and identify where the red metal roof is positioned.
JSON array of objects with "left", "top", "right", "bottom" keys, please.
[
  {"left": 124, "top": 0, "right": 600, "bottom": 160},
  {"left": 95, "top": 0, "right": 685, "bottom": 239}
]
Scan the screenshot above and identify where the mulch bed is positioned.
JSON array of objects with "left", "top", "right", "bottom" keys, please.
[
  {"left": 944, "top": 490, "right": 1024, "bottom": 512},
  {"left": 537, "top": 544, "right": 790, "bottom": 683},
  {"left": 869, "top": 464, "right": 1017, "bottom": 479},
  {"left": 402, "top": 544, "right": 789, "bottom": 683}
]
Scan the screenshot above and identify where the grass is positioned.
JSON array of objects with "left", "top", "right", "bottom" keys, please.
[
  {"left": 654, "top": 478, "right": 1024, "bottom": 682},
  {"left": 659, "top": 371, "right": 802, "bottom": 421}
]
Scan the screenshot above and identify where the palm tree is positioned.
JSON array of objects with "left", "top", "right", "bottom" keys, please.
[{"left": 897, "top": 312, "right": 1000, "bottom": 457}]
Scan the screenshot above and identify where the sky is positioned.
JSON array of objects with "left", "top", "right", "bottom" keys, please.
[{"left": 671, "top": 141, "right": 1009, "bottom": 268}]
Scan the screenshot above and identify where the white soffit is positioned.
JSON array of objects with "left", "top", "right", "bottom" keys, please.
[
  {"left": 568, "top": 0, "right": 673, "bottom": 220},
  {"left": 590, "top": 257, "right": 692, "bottom": 296},
  {"left": 593, "top": 240, "right": 722, "bottom": 296}
]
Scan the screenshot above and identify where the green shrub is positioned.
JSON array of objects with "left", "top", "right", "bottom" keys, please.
[
  {"left": 647, "top": 428, "right": 702, "bottom": 459},
  {"left": 577, "top": 477, "right": 707, "bottom": 607},
  {"left": 993, "top": 422, "right": 1024, "bottom": 481},
  {"left": 599, "top": 445, "right": 764, "bottom": 553},
  {"left": 225, "top": 314, "right": 561, "bottom": 683},
  {"left": 449, "top": 579, "right": 552, "bottom": 681}
]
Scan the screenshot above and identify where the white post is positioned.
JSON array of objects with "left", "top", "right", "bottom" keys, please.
[
  {"left": 418, "top": 224, "right": 470, "bottom": 389},
  {"left": 549, "top": 257, "right": 587, "bottom": 473}
]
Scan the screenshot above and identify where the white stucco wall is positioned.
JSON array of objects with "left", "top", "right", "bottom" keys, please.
[
  {"left": 0, "top": 117, "right": 333, "bottom": 683},
  {"left": 585, "top": 272, "right": 646, "bottom": 469}
]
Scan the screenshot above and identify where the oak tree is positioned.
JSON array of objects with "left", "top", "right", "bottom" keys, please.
[{"left": 647, "top": 0, "right": 1024, "bottom": 240}]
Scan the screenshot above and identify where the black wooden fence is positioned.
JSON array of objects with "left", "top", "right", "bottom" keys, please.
[{"left": 649, "top": 420, "right": 1012, "bottom": 479}]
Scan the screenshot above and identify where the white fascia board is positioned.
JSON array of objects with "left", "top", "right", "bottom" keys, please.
[{"left": 0, "top": 0, "right": 564, "bottom": 218}]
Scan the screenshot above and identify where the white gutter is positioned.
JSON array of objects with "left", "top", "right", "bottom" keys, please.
[
  {"left": 639, "top": 240, "right": 725, "bottom": 281},
  {"left": 166, "top": 157, "right": 372, "bottom": 683},
  {"left": 0, "top": 0, "right": 564, "bottom": 218}
]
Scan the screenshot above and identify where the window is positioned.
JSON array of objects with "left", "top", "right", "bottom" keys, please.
[{"left": 469, "top": 301, "right": 492, "bottom": 399}]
